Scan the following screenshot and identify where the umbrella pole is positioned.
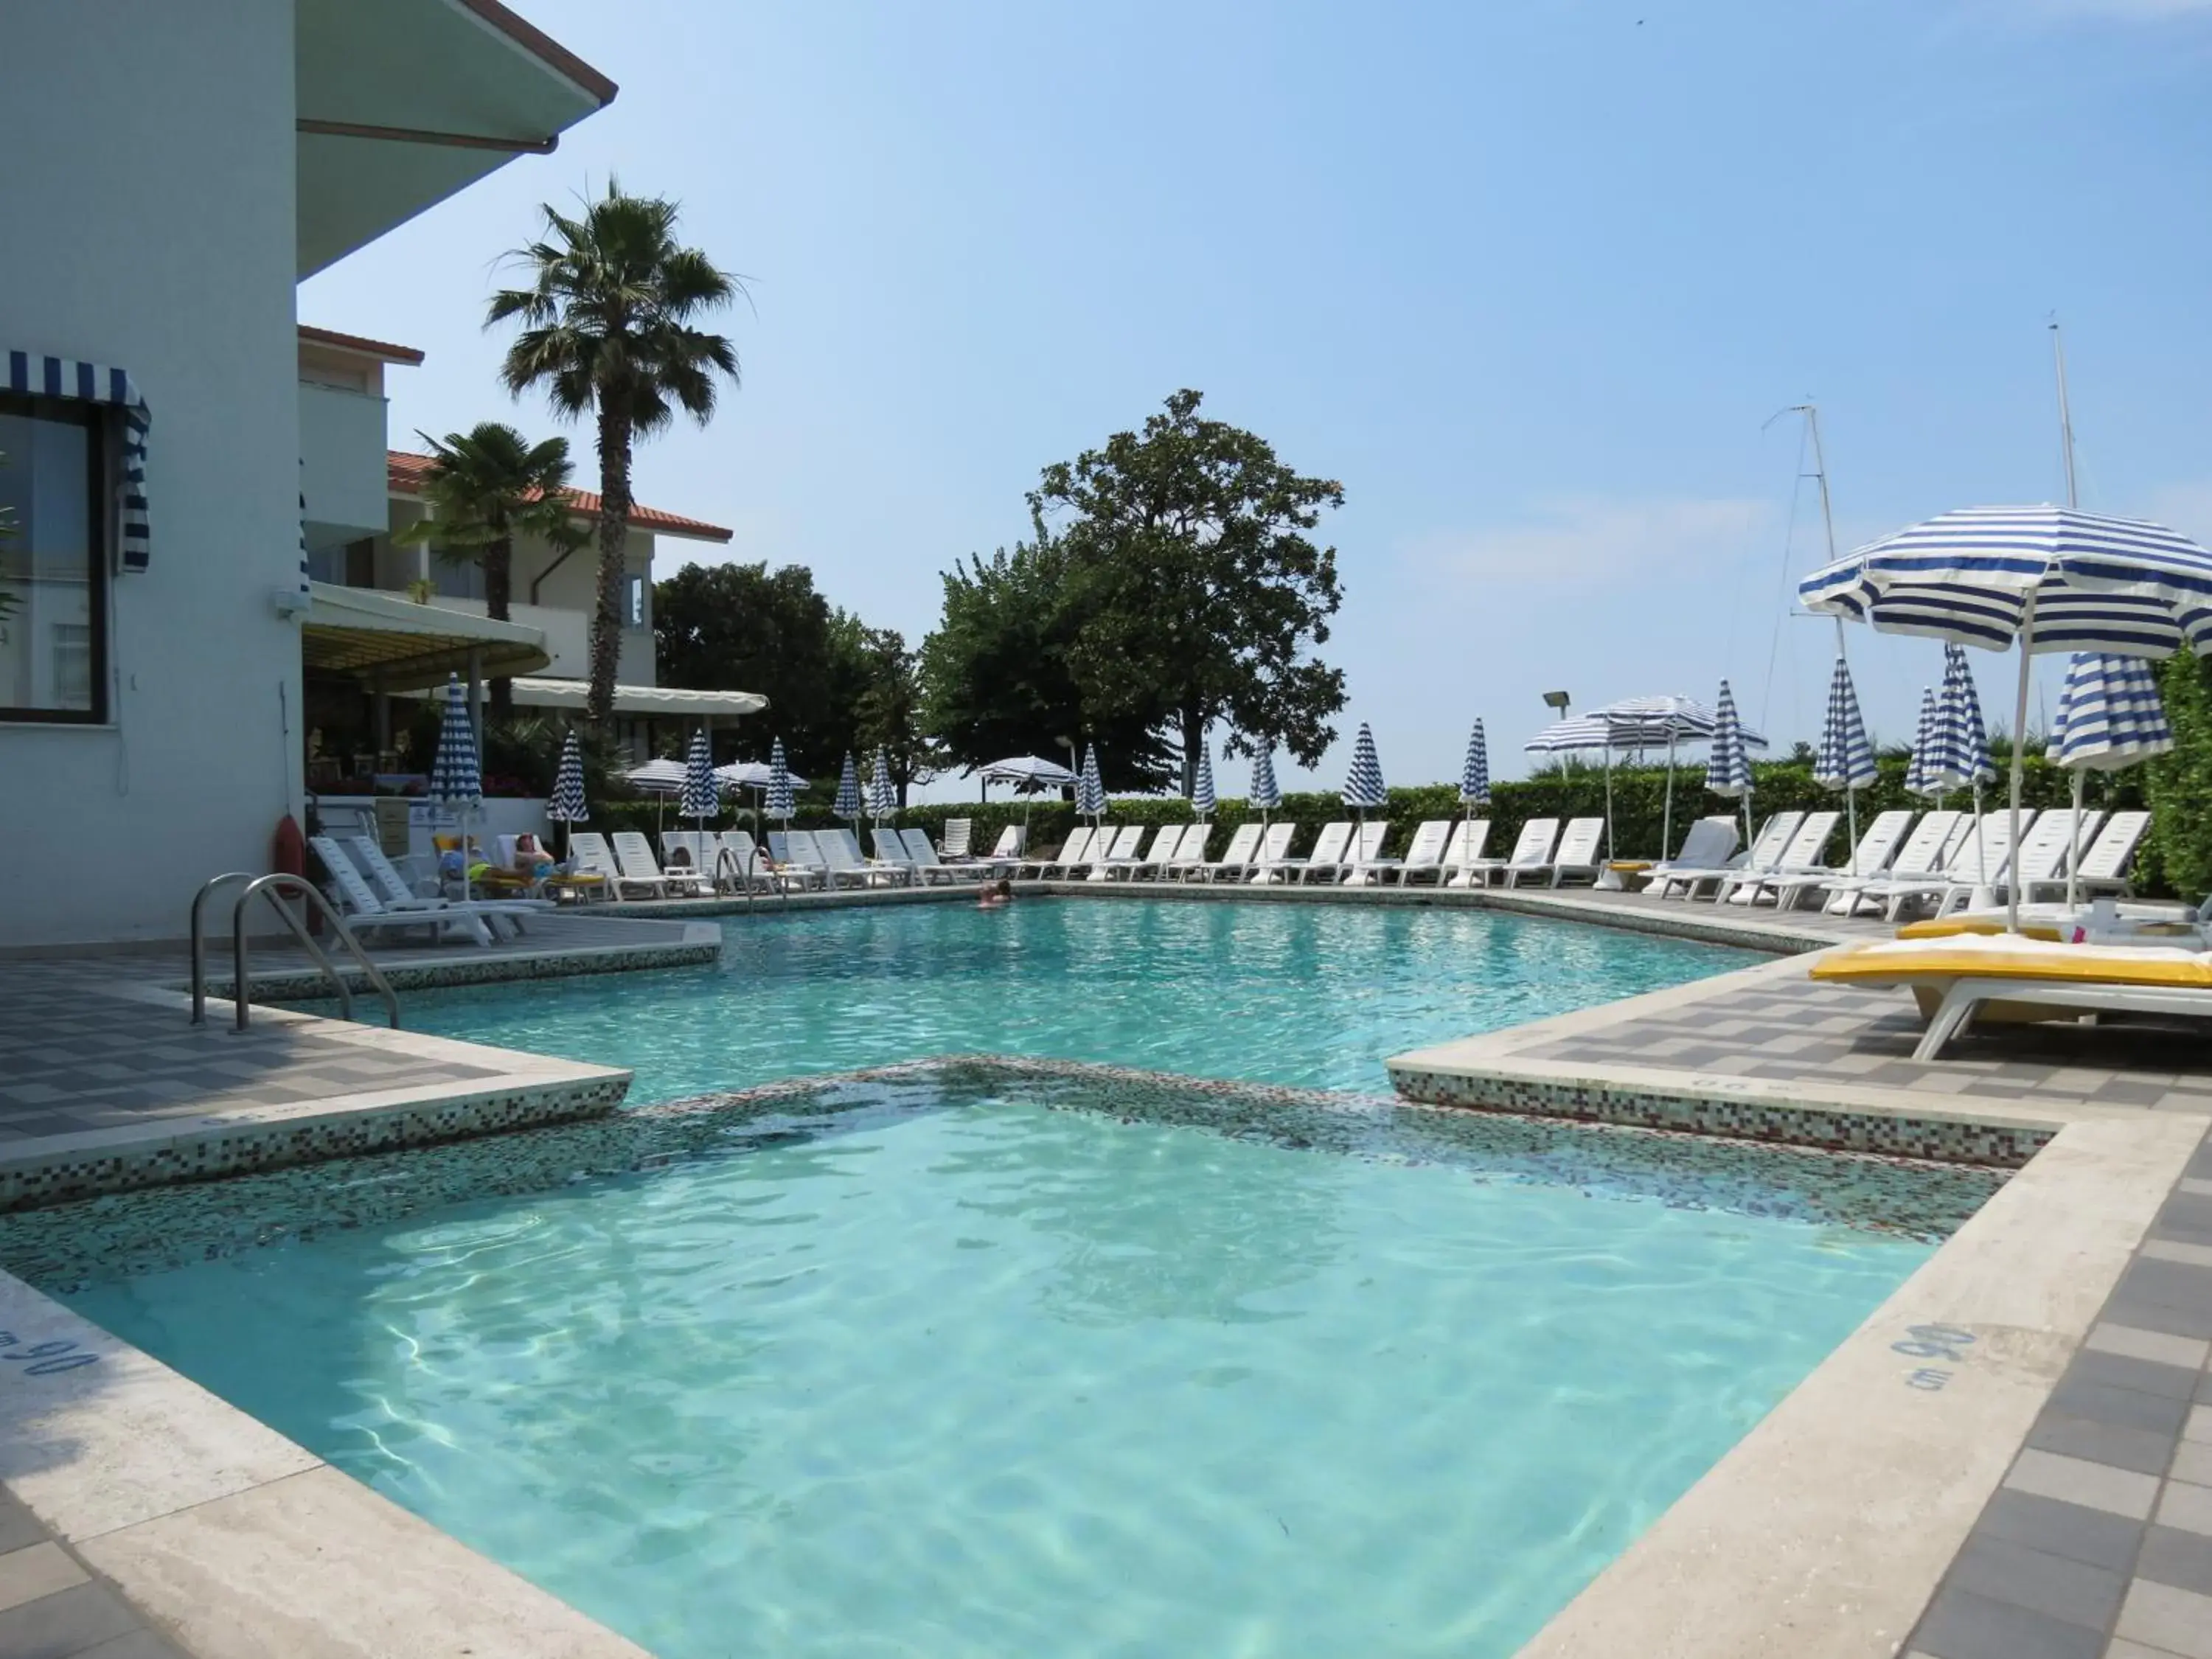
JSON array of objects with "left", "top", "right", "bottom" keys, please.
[
  {"left": 2006, "top": 594, "right": 2038, "bottom": 934},
  {"left": 1846, "top": 787, "right": 1860, "bottom": 877},
  {"left": 1663, "top": 734, "right": 1676, "bottom": 858},
  {"left": 1602, "top": 749, "right": 1614, "bottom": 863},
  {"left": 2067, "top": 768, "right": 2085, "bottom": 914}
]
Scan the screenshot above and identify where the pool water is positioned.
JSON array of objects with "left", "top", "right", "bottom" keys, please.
[
  {"left": 66, "top": 1085, "right": 1938, "bottom": 1659},
  {"left": 371, "top": 900, "right": 1752, "bottom": 1102}
]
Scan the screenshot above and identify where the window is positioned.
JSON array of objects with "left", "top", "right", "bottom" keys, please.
[
  {"left": 625, "top": 573, "right": 646, "bottom": 627},
  {"left": 0, "top": 395, "right": 106, "bottom": 723}
]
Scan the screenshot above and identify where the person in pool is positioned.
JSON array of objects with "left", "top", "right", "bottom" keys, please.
[{"left": 978, "top": 879, "right": 1013, "bottom": 910}]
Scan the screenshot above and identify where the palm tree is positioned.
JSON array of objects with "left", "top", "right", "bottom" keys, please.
[
  {"left": 394, "top": 422, "right": 585, "bottom": 719},
  {"left": 487, "top": 181, "right": 741, "bottom": 732}
]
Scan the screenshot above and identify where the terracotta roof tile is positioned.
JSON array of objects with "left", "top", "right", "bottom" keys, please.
[
  {"left": 299, "top": 325, "right": 425, "bottom": 365},
  {"left": 387, "top": 451, "right": 732, "bottom": 543}
]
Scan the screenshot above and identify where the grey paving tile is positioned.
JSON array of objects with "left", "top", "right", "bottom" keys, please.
[
  {"left": 2139, "top": 1524, "right": 2212, "bottom": 1598},
  {"left": 1944, "top": 1533, "right": 2126, "bottom": 1630},
  {"left": 2117, "top": 1259, "right": 2212, "bottom": 1321},
  {"left": 1910, "top": 1584, "right": 2104, "bottom": 1659},
  {"left": 2160, "top": 1482, "right": 2212, "bottom": 1539},
  {"left": 2064, "top": 1349, "right": 2206, "bottom": 1405},
  {"left": 2025, "top": 1413, "right": 2178, "bottom": 1478},
  {"left": 2048, "top": 1376, "right": 2196, "bottom": 1435},
  {"left": 75, "top": 1631, "right": 193, "bottom": 1659},
  {"left": 1972, "top": 1490, "right": 2146, "bottom": 1574},
  {"left": 0, "top": 1493, "right": 45, "bottom": 1559},
  {"left": 0, "top": 1580, "right": 142, "bottom": 1659},
  {"left": 2104, "top": 1297, "right": 2212, "bottom": 1343},
  {"left": 2114, "top": 1576, "right": 2212, "bottom": 1658},
  {"left": 2006, "top": 1449, "right": 2161, "bottom": 1519},
  {"left": 2176, "top": 1443, "right": 2212, "bottom": 1486}
]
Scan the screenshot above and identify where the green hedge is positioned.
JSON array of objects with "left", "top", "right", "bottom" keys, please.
[{"left": 581, "top": 754, "right": 2158, "bottom": 888}]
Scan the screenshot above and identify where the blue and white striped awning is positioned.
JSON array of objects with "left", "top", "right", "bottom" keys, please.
[
  {"left": 1190, "top": 742, "right": 1216, "bottom": 820},
  {"left": 680, "top": 729, "right": 720, "bottom": 821},
  {"left": 1526, "top": 711, "right": 1769, "bottom": 754},
  {"left": 2048, "top": 653, "right": 2174, "bottom": 771},
  {"left": 1248, "top": 745, "right": 1281, "bottom": 813},
  {"left": 1927, "top": 642, "right": 1997, "bottom": 790},
  {"left": 1342, "top": 723, "right": 1385, "bottom": 810},
  {"left": 428, "top": 675, "right": 481, "bottom": 807},
  {"left": 547, "top": 731, "right": 588, "bottom": 824},
  {"left": 1798, "top": 505, "right": 2212, "bottom": 657},
  {"left": 1815, "top": 657, "right": 1877, "bottom": 792},
  {"left": 1703, "top": 681, "right": 1753, "bottom": 800},
  {"left": 5, "top": 350, "right": 150, "bottom": 572},
  {"left": 1460, "top": 720, "right": 1491, "bottom": 808}
]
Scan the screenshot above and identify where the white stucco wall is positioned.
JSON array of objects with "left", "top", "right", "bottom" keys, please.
[{"left": 0, "top": 1, "right": 302, "bottom": 946}]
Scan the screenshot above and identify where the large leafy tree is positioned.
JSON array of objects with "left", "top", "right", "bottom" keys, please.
[
  {"left": 1034, "top": 389, "right": 1348, "bottom": 793},
  {"left": 918, "top": 515, "right": 1175, "bottom": 792},
  {"left": 393, "top": 422, "right": 584, "bottom": 719},
  {"left": 488, "top": 182, "right": 741, "bottom": 732},
  {"left": 848, "top": 623, "right": 940, "bottom": 805},
  {"left": 655, "top": 560, "right": 859, "bottom": 776}
]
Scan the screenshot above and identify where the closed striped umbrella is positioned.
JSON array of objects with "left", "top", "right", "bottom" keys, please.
[
  {"left": 868, "top": 748, "right": 897, "bottom": 821},
  {"left": 1905, "top": 686, "right": 1942, "bottom": 802},
  {"left": 679, "top": 729, "right": 720, "bottom": 823},
  {"left": 834, "top": 753, "right": 862, "bottom": 821},
  {"left": 765, "top": 738, "right": 796, "bottom": 825},
  {"left": 1703, "top": 680, "right": 1753, "bottom": 852},
  {"left": 1459, "top": 720, "right": 1491, "bottom": 812},
  {"left": 1077, "top": 745, "right": 1106, "bottom": 822},
  {"left": 428, "top": 674, "right": 481, "bottom": 900},
  {"left": 1248, "top": 746, "right": 1281, "bottom": 817},
  {"left": 548, "top": 732, "right": 588, "bottom": 824},
  {"left": 1190, "top": 742, "right": 1216, "bottom": 821},
  {"left": 1928, "top": 643, "right": 1996, "bottom": 792},
  {"left": 2049, "top": 653, "right": 2173, "bottom": 909},
  {"left": 1342, "top": 723, "right": 1385, "bottom": 813},
  {"left": 1815, "top": 656, "right": 1876, "bottom": 874}
]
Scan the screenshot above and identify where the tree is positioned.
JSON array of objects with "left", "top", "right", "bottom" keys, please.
[
  {"left": 2145, "top": 652, "right": 2212, "bottom": 898},
  {"left": 489, "top": 181, "right": 741, "bottom": 733},
  {"left": 393, "top": 422, "right": 584, "bottom": 719},
  {"left": 1034, "top": 389, "right": 1348, "bottom": 793},
  {"left": 655, "top": 560, "right": 855, "bottom": 775},
  {"left": 918, "top": 514, "right": 1175, "bottom": 792},
  {"left": 849, "top": 624, "right": 940, "bottom": 805}
]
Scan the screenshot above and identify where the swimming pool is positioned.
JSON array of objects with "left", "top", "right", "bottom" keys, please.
[
  {"left": 52, "top": 1069, "right": 1975, "bottom": 1659},
  {"left": 361, "top": 899, "right": 1754, "bottom": 1102}
]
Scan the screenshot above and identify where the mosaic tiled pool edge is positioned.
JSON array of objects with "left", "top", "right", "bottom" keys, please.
[
  {"left": 0, "top": 1056, "right": 2008, "bottom": 1294},
  {"left": 192, "top": 934, "right": 720, "bottom": 1001},
  {"left": 1387, "top": 1061, "right": 2055, "bottom": 1167}
]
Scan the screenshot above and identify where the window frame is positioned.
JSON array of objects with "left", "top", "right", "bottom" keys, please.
[{"left": 0, "top": 392, "right": 110, "bottom": 726}]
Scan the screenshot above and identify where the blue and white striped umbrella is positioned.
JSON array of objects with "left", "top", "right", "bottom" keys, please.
[
  {"left": 1190, "top": 742, "right": 1216, "bottom": 821},
  {"left": 679, "top": 729, "right": 720, "bottom": 822},
  {"left": 547, "top": 731, "right": 588, "bottom": 825},
  {"left": 1077, "top": 745, "right": 1106, "bottom": 821},
  {"left": 1905, "top": 686, "right": 1942, "bottom": 802},
  {"left": 834, "top": 753, "right": 862, "bottom": 821},
  {"left": 1703, "top": 681, "right": 1752, "bottom": 801},
  {"left": 1459, "top": 720, "right": 1491, "bottom": 809},
  {"left": 428, "top": 675, "right": 481, "bottom": 807},
  {"left": 2049, "top": 653, "right": 2173, "bottom": 771},
  {"left": 1815, "top": 657, "right": 1877, "bottom": 792},
  {"left": 1927, "top": 642, "right": 1996, "bottom": 792},
  {"left": 765, "top": 737, "right": 796, "bottom": 824},
  {"left": 1248, "top": 746, "right": 1282, "bottom": 814},
  {"left": 866, "top": 748, "right": 896, "bottom": 820},
  {"left": 1342, "top": 723, "right": 1385, "bottom": 812}
]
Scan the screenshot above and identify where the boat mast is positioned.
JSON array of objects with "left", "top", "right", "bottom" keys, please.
[{"left": 2051, "top": 321, "right": 2079, "bottom": 509}]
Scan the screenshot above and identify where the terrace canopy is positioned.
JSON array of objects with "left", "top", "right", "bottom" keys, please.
[{"left": 302, "top": 581, "right": 549, "bottom": 690}]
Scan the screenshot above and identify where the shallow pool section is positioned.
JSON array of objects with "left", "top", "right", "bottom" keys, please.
[
  {"left": 57, "top": 1074, "right": 1959, "bottom": 1659},
  {"left": 346, "top": 898, "right": 1752, "bottom": 1101}
]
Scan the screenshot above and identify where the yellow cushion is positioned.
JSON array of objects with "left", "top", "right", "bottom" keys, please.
[
  {"left": 1812, "top": 939, "right": 2212, "bottom": 990},
  {"left": 1896, "top": 917, "right": 2065, "bottom": 942}
]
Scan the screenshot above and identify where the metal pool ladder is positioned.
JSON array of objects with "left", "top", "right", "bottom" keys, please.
[{"left": 189, "top": 872, "right": 401, "bottom": 1032}]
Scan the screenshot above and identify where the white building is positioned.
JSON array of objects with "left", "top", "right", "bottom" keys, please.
[{"left": 0, "top": 1, "right": 620, "bottom": 948}]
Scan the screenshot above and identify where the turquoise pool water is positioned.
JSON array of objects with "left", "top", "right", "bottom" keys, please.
[
  {"left": 64, "top": 1080, "right": 1941, "bottom": 1659},
  {"left": 372, "top": 900, "right": 1752, "bottom": 1102}
]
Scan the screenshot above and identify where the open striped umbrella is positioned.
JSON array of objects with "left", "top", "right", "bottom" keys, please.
[
  {"left": 1703, "top": 681, "right": 1753, "bottom": 854},
  {"left": 429, "top": 674, "right": 482, "bottom": 900},
  {"left": 1815, "top": 657, "right": 1877, "bottom": 873},
  {"left": 1342, "top": 723, "right": 1385, "bottom": 818},
  {"left": 1528, "top": 700, "right": 1768, "bottom": 859},
  {"left": 765, "top": 738, "right": 795, "bottom": 826},
  {"left": 834, "top": 753, "right": 862, "bottom": 821},
  {"left": 679, "top": 729, "right": 720, "bottom": 824},
  {"left": 1077, "top": 745, "right": 1106, "bottom": 823},
  {"left": 1190, "top": 742, "right": 1216, "bottom": 821},
  {"left": 2049, "top": 653, "right": 2172, "bottom": 909},
  {"left": 1800, "top": 504, "right": 2212, "bottom": 929},
  {"left": 1248, "top": 746, "right": 1281, "bottom": 822},
  {"left": 1905, "top": 686, "right": 1942, "bottom": 803},
  {"left": 867, "top": 748, "right": 897, "bottom": 821},
  {"left": 547, "top": 731, "right": 588, "bottom": 856},
  {"left": 1459, "top": 720, "right": 1491, "bottom": 814}
]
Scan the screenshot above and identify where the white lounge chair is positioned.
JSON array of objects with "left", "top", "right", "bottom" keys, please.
[
  {"left": 612, "top": 831, "right": 711, "bottom": 898},
  {"left": 1462, "top": 818, "right": 1556, "bottom": 888},
  {"left": 941, "top": 818, "right": 974, "bottom": 860},
  {"left": 310, "top": 836, "right": 514, "bottom": 947},
  {"left": 981, "top": 824, "right": 1026, "bottom": 874},
  {"left": 1021, "top": 826, "right": 1093, "bottom": 879},
  {"left": 1262, "top": 821, "right": 1349, "bottom": 883},
  {"left": 1238, "top": 822, "right": 1301, "bottom": 882},
  {"left": 708, "top": 830, "right": 785, "bottom": 892},
  {"left": 1185, "top": 822, "right": 1262, "bottom": 881},
  {"left": 1634, "top": 818, "right": 1739, "bottom": 893},
  {"left": 1379, "top": 820, "right": 1452, "bottom": 886},
  {"left": 1157, "top": 824, "right": 1211, "bottom": 879},
  {"left": 903, "top": 825, "right": 989, "bottom": 883},
  {"left": 1856, "top": 813, "right": 2037, "bottom": 922},
  {"left": 563, "top": 832, "right": 663, "bottom": 902},
  {"left": 1649, "top": 811, "right": 1804, "bottom": 901},
  {"left": 341, "top": 834, "right": 554, "bottom": 928},
  {"left": 1524, "top": 817, "right": 1605, "bottom": 888},
  {"left": 1088, "top": 825, "right": 1147, "bottom": 880},
  {"left": 2022, "top": 810, "right": 2149, "bottom": 905},
  {"left": 1124, "top": 824, "right": 1187, "bottom": 880},
  {"left": 1714, "top": 811, "right": 1840, "bottom": 905},
  {"left": 767, "top": 831, "right": 830, "bottom": 889},
  {"left": 1334, "top": 821, "right": 1394, "bottom": 885},
  {"left": 1818, "top": 811, "right": 1965, "bottom": 916},
  {"left": 1753, "top": 810, "right": 1914, "bottom": 911},
  {"left": 810, "top": 827, "right": 902, "bottom": 888},
  {"left": 1434, "top": 819, "right": 1495, "bottom": 888}
]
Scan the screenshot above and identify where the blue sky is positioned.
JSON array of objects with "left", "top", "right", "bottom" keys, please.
[{"left": 302, "top": 0, "right": 2212, "bottom": 801}]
